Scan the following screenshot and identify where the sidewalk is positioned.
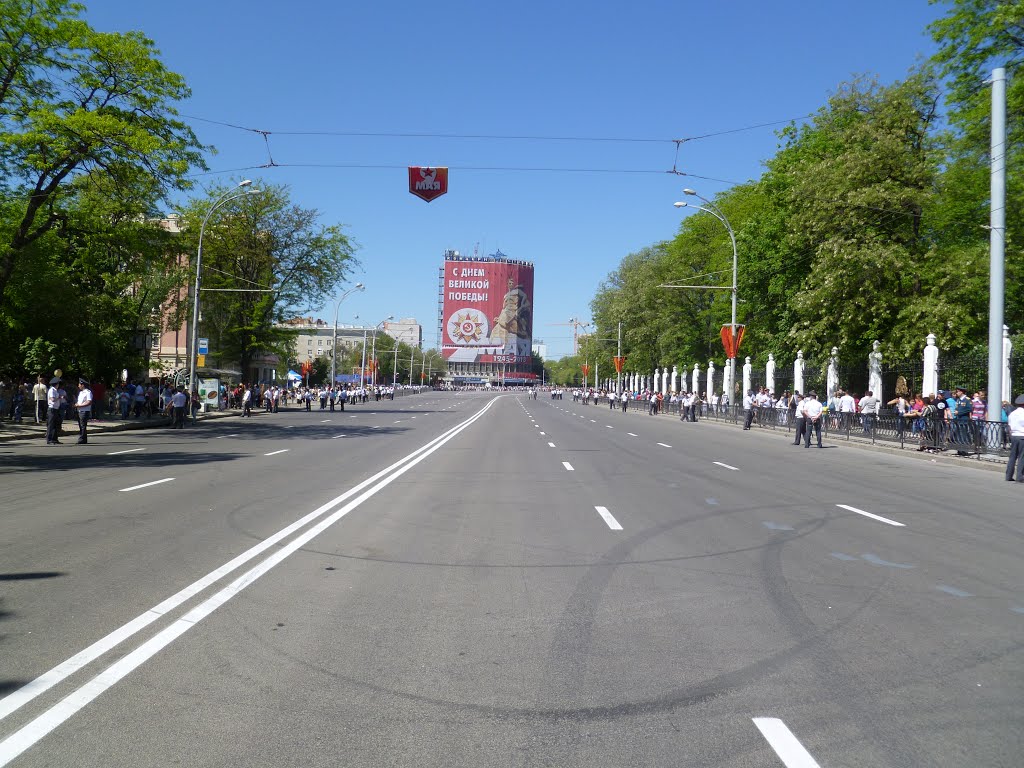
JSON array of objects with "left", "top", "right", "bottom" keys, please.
[
  {"left": 0, "top": 408, "right": 246, "bottom": 443},
  {"left": 621, "top": 403, "right": 1008, "bottom": 473}
]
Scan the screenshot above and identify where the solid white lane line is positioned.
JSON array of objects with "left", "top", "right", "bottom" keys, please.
[
  {"left": 264, "top": 449, "right": 289, "bottom": 456},
  {"left": 713, "top": 461, "right": 740, "bottom": 471},
  {"left": 836, "top": 504, "right": 904, "bottom": 527},
  {"left": 595, "top": 506, "right": 623, "bottom": 531},
  {"left": 118, "top": 478, "right": 174, "bottom": 493},
  {"left": 562, "top": 462, "right": 574, "bottom": 471},
  {"left": 627, "top": 432, "right": 638, "bottom": 437},
  {"left": 107, "top": 448, "right": 145, "bottom": 456},
  {"left": 752, "top": 718, "right": 821, "bottom": 768},
  {"left": 0, "top": 398, "right": 501, "bottom": 748},
  {"left": 657, "top": 442, "right": 672, "bottom": 448},
  {"left": 548, "top": 442, "right": 556, "bottom": 447},
  {"left": 331, "top": 434, "right": 347, "bottom": 439}
]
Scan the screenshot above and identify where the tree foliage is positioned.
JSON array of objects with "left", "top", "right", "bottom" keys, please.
[
  {"left": 0, "top": 0, "right": 203, "bottom": 379},
  {"left": 177, "top": 182, "right": 357, "bottom": 378}
]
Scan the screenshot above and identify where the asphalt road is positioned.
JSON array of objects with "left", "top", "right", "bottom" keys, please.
[{"left": 0, "top": 391, "right": 1021, "bottom": 767}]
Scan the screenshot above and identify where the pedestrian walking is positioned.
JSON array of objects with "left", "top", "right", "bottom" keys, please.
[
  {"left": 1005, "top": 395, "right": 1024, "bottom": 482},
  {"left": 73, "top": 378, "right": 93, "bottom": 443}
]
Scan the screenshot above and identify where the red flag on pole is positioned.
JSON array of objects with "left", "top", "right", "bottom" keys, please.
[
  {"left": 720, "top": 325, "right": 746, "bottom": 358},
  {"left": 581, "top": 364, "right": 590, "bottom": 379},
  {"left": 613, "top": 356, "right": 625, "bottom": 373}
]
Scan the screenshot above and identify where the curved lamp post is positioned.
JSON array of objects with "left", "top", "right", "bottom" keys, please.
[
  {"left": 366, "top": 315, "right": 393, "bottom": 388},
  {"left": 674, "top": 188, "right": 738, "bottom": 397},
  {"left": 188, "top": 180, "right": 261, "bottom": 389},
  {"left": 331, "top": 282, "right": 365, "bottom": 386}
]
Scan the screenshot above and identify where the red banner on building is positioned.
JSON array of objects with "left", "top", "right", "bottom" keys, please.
[
  {"left": 442, "top": 260, "right": 534, "bottom": 363},
  {"left": 613, "top": 356, "right": 625, "bottom": 373},
  {"left": 720, "top": 324, "right": 746, "bottom": 358},
  {"left": 408, "top": 166, "right": 448, "bottom": 202}
]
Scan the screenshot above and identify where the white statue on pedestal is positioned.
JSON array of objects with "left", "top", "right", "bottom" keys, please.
[
  {"left": 692, "top": 362, "right": 700, "bottom": 394},
  {"left": 868, "top": 340, "right": 883, "bottom": 402},
  {"left": 766, "top": 354, "right": 776, "bottom": 395},
  {"left": 827, "top": 346, "right": 839, "bottom": 401},
  {"left": 653, "top": 368, "right": 660, "bottom": 394},
  {"left": 923, "top": 333, "right": 939, "bottom": 396},
  {"left": 662, "top": 367, "right": 669, "bottom": 395},
  {"left": 670, "top": 365, "right": 678, "bottom": 394},
  {"left": 742, "top": 356, "right": 752, "bottom": 396},
  {"left": 794, "top": 350, "right": 805, "bottom": 395},
  {"left": 706, "top": 360, "right": 715, "bottom": 397}
]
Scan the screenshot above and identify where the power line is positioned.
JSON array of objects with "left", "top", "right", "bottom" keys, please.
[{"left": 177, "top": 112, "right": 813, "bottom": 145}]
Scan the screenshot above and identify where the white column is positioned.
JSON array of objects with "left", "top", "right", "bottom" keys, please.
[
  {"left": 723, "top": 365, "right": 733, "bottom": 402},
  {"left": 923, "top": 333, "right": 939, "bottom": 396},
  {"left": 662, "top": 367, "right": 669, "bottom": 396},
  {"left": 692, "top": 362, "right": 700, "bottom": 394},
  {"left": 794, "top": 350, "right": 805, "bottom": 395},
  {"left": 670, "top": 365, "right": 678, "bottom": 393},
  {"left": 742, "top": 356, "right": 752, "bottom": 396},
  {"left": 706, "top": 360, "right": 715, "bottom": 396},
  {"left": 1003, "top": 326, "right": 1013, "bottom": 405},
  {"left": 766, "top": 354, "right": 776, "bottom": 394},
  {"left": 653, "top": 368, "right": 661, "bottom": 394}
]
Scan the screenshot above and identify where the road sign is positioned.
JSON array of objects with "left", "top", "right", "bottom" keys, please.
[{"left": 198, "top": 338, "right": 209, "bottom": 355}]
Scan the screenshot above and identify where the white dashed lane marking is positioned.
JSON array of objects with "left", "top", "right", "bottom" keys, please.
[
  {"left": 119, "top": 478, "right": 174, "bottom": 493},
  {"left": 562, "top": 462, "right": 574, "bottom": 471},
  {"left": 264, "top": 449, "right": 289, "bottom": 456},
  {"left": 713, "top": 461, "right": 739, "bottom": 471},
  {"left": 595, "top": 506, "right": 623, "bottom": 531},
  {"left": 835, "top": 504, "right": 904, "bottom": 527}
]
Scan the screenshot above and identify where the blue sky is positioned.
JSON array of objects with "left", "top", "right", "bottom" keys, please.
[{"left": 88, "top": 0, "right": 945, "bottom": 359}]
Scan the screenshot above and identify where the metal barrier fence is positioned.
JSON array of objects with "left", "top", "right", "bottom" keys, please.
[{"left": 596, "top": 395, "right": 1011, "bottom": 459}]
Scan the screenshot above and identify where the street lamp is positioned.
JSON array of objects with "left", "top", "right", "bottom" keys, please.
[
  {"left": 189, "top": 180, "right": 261, "bottom": 390},
  {"left": 673, "top": 188, "right": 739, "bottom": 399},
  {"left": 331, "top": 282, "right": 365, "bottom": 387},
  {"left": 367, "top": 315, "right": 394, "bottom": 388}
]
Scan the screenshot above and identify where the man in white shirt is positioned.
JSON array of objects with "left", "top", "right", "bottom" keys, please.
[
  {"left": 170, "top": 385, "right": 188, "bottom": 429},
  {"left": 33, "top": 375, "right": 47, "bottom": 423},
  {"left": 859, "top": 390, "right": 879, "bottom": 436},
  {"left": 74, "top": 378, "right": 93, "bottom": 444},
  {"left": 1006, "top": 394, "right": 1024, "bottom": 482},
  {"left": 45, "top": 377, "right": 64, "bottom": 444},
  {"left": 838, "top": 390, "right": 856, "bottom": 430},
  {"left": 241, "top": 385, "right": 252, "bottom": 417},
  {"left": 803, "top": 392, "right": 824, "bottom": 448}
]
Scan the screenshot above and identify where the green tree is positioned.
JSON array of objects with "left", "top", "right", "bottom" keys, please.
[
  {"left": 0, "top": 0, "right": 204, "bottom": 305},
  {"left": 178, "top": 182, "right": 357, "bottom": 379}
]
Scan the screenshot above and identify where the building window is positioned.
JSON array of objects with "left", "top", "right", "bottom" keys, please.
[
  {"left": 318, "top": 339, "right": 322, "bottom": 346},
  {"left": 316, "top": 349, "right": 323, "bottom": 356}
]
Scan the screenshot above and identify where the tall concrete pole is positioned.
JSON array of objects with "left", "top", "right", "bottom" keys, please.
[
  {"left": 616, "top": 321, "right": 622, "bottom": 395},
  {"left": 988, "top": 67, "right": 1006, "bottom": 420}
]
